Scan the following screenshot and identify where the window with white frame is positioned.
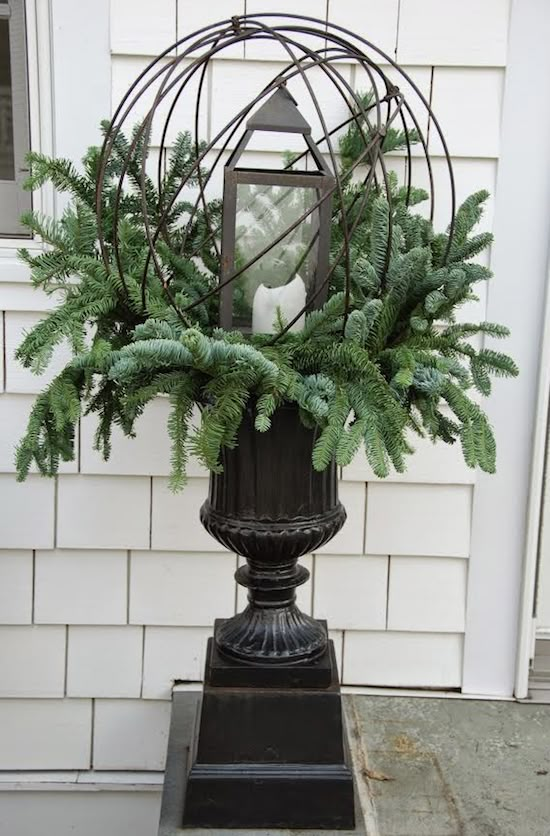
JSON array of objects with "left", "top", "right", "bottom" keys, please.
[{"left": 0, "top": 0, "right": 31, "bottom": 237}]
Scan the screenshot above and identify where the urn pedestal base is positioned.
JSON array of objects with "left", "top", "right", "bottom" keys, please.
[{"left": 181, "top": 620, "right": 355, "bottom": 831}]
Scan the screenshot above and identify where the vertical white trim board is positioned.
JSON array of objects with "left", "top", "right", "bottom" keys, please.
[
  {"left": 515, "top": 257, "right": 550, "bottom": 698},
  {"left": 463, "top": 0, "right": 550, "bottom": 697}
]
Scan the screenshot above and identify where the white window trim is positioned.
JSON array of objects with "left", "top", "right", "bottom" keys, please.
[
  {"left": 1, "top": 0, "right": 111, "bottom": 255},
  {"left": 0, "top": 0, "right": 54, "bottom": 250},
  {"left": 0, "top": 0, "right": 32, "bottom": 237}
]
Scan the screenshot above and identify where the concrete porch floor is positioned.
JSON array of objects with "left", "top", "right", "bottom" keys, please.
[
  {"left": 349, "top": 695, "right": 550, "bottom": 836},
  {"left": 160, "top": 693, "right": 550, "bottom": 836}
]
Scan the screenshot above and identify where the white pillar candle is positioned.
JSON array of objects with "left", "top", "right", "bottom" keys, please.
[{"left": 252, "top": 275, "right": 307, "bottom": 334}]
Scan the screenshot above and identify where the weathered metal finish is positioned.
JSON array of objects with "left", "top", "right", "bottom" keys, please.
[
  {"left": 201, "top": 402, "right": 346, "bottom": 664},
  {"left": 183, "top": 405, "right": 354, "bottom": 831},
  {"left": 182, "top": 638, "right": 355, "bottom": 830},
  {"left": 245, "top": 85, "right": 312, "bottom": 134}
]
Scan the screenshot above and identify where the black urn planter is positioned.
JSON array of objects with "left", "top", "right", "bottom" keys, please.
[
  {"left": 182, "top": 403, "right": 356, "bottom": 831},
  {"left": 201, "top": 400, "right": 347, "bottom": 665}
]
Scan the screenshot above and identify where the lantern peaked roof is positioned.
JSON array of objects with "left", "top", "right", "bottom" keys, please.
[{"left": 246, "top": 86, "right": 312, "bottom": 135}]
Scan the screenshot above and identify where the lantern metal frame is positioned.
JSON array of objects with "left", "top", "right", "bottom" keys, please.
[{"left": 219, "top": 85, "right": 335, "bottom": 330}]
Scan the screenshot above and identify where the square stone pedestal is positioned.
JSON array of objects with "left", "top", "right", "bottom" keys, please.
[{"left": 158, "top": 623, "right": 367, "bottom": 833}]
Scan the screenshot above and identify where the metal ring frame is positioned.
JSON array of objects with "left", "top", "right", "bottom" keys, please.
[{"left": 96, "top": 13, "right": 456, "bottom": 336}]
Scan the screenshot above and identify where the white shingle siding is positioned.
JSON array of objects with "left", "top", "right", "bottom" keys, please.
[
  {"left": 313, "top": 555, "right": 388, "bottom": 630},
  {"left": 343, "top": 631, "right": 464, "bottom": 688},
  {"left": 387, "top": 556, "right": 468, "bottom": 633},
  {"left": 66, "top": 626, "right": 143, "bottom": 698},
  {"left": 129, "top": 551, "right": 236, "bottom": 625},
  {"left": 80, "top": 400, "right": 172, "bottom": 477},
  {"left": 150, "top": 478, "right": 226, "bottom": 551},
  {"left": 93, "top": 700, "right": 171, "bottom": 770},
  {"left": 0, "top": 0, "right": 519, "bottom": 779},
  {"left": 0, "top": 551, "right": 33, "bottom": 624},
  {"left": 110, "top": 0, "right": 176, "bottom": 56},
  {"left": 142, "top": 626, "right": 211, "bottom": 698},
  {"left": 0, "top": 626, "right": 66, "bottom": 698},
  {"left": 429, "top": 67, "right": 504, "bottom": 158},
  {"left": 0, "top": 699, "right": 92, "bottom": 769},
  {"left": 176, "top": 1, "right": 246, "bottom": 58},
  {"left": 0, "top": 475, "right": 55, "bottom": 549},
  {"left": 56, "top": 476, "right": 151, "bottom": 550},
  {"left": 315, "top": 481, "right": 366, "bottom": 555},
  {"left": 365, "top": 484, "right": 472, "bottom": 558},
  {"left": 343, "top": 432, "right": 475, "bottom": 484},
  {"left": 34, "top": 550, "right": 128, "bottom": 625},
  {"left": 396, "top": 0, "right": 510, "bottom": 67},
  {"left": 111, "top": 55, "right": 209, "bottom": 146}
]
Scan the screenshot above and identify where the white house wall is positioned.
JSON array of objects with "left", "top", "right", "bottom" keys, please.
[{"left": 0, "top": 0, "right": 534, "bottom": 829}]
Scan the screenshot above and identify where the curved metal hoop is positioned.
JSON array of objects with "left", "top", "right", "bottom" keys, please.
[{"left": 96, "top": 13, "right": 456, "bottom": 333}]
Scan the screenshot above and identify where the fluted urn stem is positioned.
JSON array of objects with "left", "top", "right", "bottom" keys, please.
[{"left": 200, "top": 402, "right": 346, "bottom": 665}]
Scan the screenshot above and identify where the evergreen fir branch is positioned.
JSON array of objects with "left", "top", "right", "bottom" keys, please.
[
  {"left": 295, "top": 374, "right": 336, "bottom": 423},
  {"left": 370, "top": 195, "right": 390, "bottom": 280},
  {"left": 470, "top": 358, "right": 492, "bottom": 396},
  {"left": 312, "top": 387, "right": 350, "bottom": 471},
  {"left": 20, "top": 211, "right": 68, "bottom": 251},
  {"left": 255, "top": 393, "right": 278, "bottom": 432},
  {"left": 344, "top": 309, "right": 367, "bottom": 344},
  {"left": 472, "top": 411, "right": 496, "bottom": 473},
  {"left": 15, "top": 368, "right": 83, "bottom": 479},
  {"left": 167, "top": 380, "right": 195, "bottom": 491},
  {"left": 301, "top": 293, "right": 346, "bottom": 339},
  {"left": 441, "top": 321, "right": 510, "bottom": 340},
  {"left": 18, "top": 249, "right": 73, "bottom": 291},
  {"left": 448, "top": 190, "right": 489, "bottom": 251},
  {"left": 23, "top": 151, "right": 95, "bottom": 206},
  {"left": 451, "top": 231, "right": 494, "bottom": 263},
  {"left": 14, "top": 120, "right": 518, "bottom": 488},
  {"left": 364, "top": 412, "right": 390, "bottom": 477},
  {"left": 475, "top": 348, "right": 519, "bottom": 378},
  {"left": 459, "top": 421, "right": 477, "bottom": 468},
  {"left": 336, "top": 415, "right": 368, "bottom": 467}
]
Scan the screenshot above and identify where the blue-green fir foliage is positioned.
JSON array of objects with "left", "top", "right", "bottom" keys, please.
[{"left": 15, "top": 117, "right": 517, "bottom": 490}]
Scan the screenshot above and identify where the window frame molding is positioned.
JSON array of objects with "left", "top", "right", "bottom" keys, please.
[
  {"left": 0, "top": 0, "right": 54, "bottom": 254},
  {"left": 0, "top": 0, "right": 31, "bottom": 237}
]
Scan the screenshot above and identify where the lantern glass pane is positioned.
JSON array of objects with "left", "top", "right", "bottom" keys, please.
[{"left": 233, "top": 181, "right": 319, "bottom": 332}]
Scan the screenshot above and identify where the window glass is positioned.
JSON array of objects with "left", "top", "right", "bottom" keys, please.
[
  {"left": 0, "top": 18, "right": 15, "bottom": 181},
  {"left": 0, "top": 0, "right": 31, "bottom": 236}
]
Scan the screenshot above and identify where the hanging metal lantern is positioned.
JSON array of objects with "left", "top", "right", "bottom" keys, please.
[{"left": 219, "top": 85, "right": 334, "bottom": 333}]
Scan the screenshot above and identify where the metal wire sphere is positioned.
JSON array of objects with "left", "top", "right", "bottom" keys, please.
[{"left": 96, "top": 13, "right": 456, "bottom": 333}]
